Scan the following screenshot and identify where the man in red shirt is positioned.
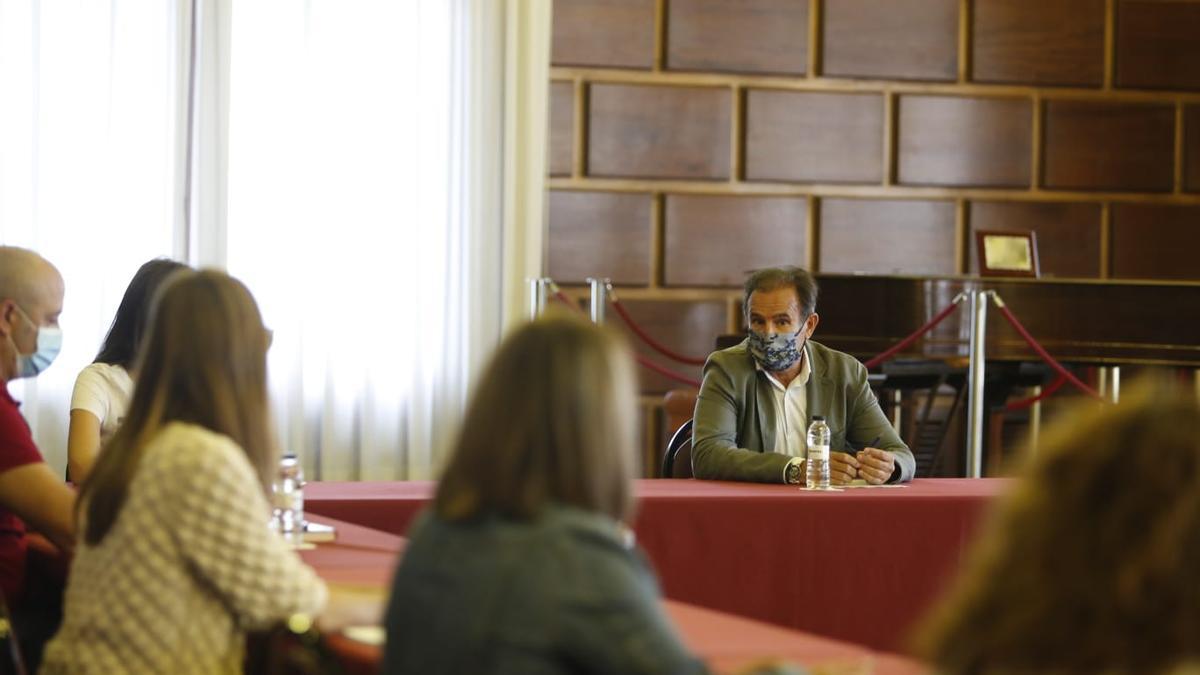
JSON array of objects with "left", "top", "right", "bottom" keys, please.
[{"left": 0, "top": 246, "right": 75, "bottom": 608}]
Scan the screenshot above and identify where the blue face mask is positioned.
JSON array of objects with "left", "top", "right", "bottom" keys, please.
[
  {"left": 748, "top": 327, "right": 804, "bottom": 372},
  {"left": 11, "top": 305, "right": 63, "bottom": 379}
]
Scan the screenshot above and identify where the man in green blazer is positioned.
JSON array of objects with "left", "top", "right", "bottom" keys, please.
[{"left": 692, "top": 266, "right": 915, "bottom": 485}]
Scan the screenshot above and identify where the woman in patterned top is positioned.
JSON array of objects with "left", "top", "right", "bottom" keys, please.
[{"left": 43, "top": 270, "right": 329, "bottom": 674}]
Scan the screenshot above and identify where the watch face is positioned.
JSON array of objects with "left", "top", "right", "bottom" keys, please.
[{"left": 787, "top": 462, "right": 801, "bottom": 484}]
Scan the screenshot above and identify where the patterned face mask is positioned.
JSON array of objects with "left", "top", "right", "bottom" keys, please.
[{"left": 748, "top": 327, "right": 804, "bottom": 372}]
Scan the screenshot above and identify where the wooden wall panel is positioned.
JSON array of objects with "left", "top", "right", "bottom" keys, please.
[
  {"left": 548, "top": 82, "right": 574, "bottom": 177},
  {"left": 548, "top": 0, "right": 1200, "bottom": 470},
  {"left": 898, "top": 95, "right": 1032, "bottom": 187},
  {"left": 1116, "top": 0, "right": 1200, "bottom": 91},
  {"left": 745, "top": 90, "right": 884, "bottom": 184},
  {"left": 547, "top": 191, "right": 652, "bottom": 285},
  {"left": 819, "top": 199, "right": 957, "bottom": 275},
  {"left": 1043, "top": 100, "right": 1176, "bottom": 192},
  {"left": 822, "top": 0, "right": 958, "bottom": 81},
  {"left": 969, "top": 201, "right": 1102, "bottom": 278},
  {"left": 664, "top": 195, "right": 808, "bottom": 287},
  {"left": 610, "top": 300, "right": 727, "bottom": 393},
  {"left": 551, "top": 0, "right": 655, "bottom": 69},
  {"left": 972, "top": 0, "right": 1105, "bottom": 86},
  {"left": 1111, "top": 204, "right": 1200, "bottom": 280},
  {"left": 1187, "top": 105, "right": 1200, "bottom": 193},
  {"left": 588, "top": 84, "right": 732, "bottom": 179},
  {"left": 666, "top": 0, "right": 808, "bottom": 75}
]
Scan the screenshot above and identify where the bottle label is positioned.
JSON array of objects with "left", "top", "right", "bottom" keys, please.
[{"left": 808, "top": 443, "right": 830, "bottom": 462}]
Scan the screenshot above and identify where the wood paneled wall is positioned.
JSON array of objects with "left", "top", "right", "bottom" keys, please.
[{"left": 546, "top": 0, "right": 1200, "bottom": 470}]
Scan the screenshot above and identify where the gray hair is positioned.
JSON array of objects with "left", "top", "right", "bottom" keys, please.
[{"left": 743, "top": 266, "right": 818, "bottom": 318}]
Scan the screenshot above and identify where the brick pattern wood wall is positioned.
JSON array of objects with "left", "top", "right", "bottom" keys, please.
[{"left": 545, "top": 0, "right": 1200, "bottom": 472}]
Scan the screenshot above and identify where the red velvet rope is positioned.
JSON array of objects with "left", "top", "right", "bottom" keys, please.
[
  {"left": 552, "top": 288, "right": 702, "bottom": 388},
  {"left": 609, "top": 299, "right": 708, "bottom": 366},
  {"left": 994, "top": 301, "right": 1102, "bottom": 400},
  {"left": 862, "top": 300, "right": 964, "bottom": 370},
  {"left": 636, "top": 355, "right": 702, "bottom": 388},
  {"left": 552, "top": 290, "right": 583, "bottom": 312},
  {"left": 1004, "top": 372, "right": 1068, "bottom": 412}
]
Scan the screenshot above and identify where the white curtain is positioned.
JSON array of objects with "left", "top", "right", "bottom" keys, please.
[
  {"left": 0, "top": 0, "right": 184, "bottom": 471},
  {"left": 224, "top": 0, "right": 509, "bottom": 479},
  {"left": 0, "top": 0, "right": 549, "bottom": 480}
]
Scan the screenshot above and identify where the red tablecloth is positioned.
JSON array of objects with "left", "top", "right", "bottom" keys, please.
[
  {"left": 306, "top": 478, "right": 1006, "bottom": 652},
  {"left": 299, "top": 516, "right": 400, "bottom": 675},
  {"left": 301, "top": 515, "right": 928, "bottom": 675},
  {"left": 667, "top": 600, "right": 925, "bottom": 675},
  {"left": 298, "top": 516, "right": 404, "bottom": 587}
]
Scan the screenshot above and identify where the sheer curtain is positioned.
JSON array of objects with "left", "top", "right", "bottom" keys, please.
[
  {"left": 225, "top": 0, "right": 506, "bottom": 479},
  {"left": 1, "top": 0, "right": 546, "bottom": 479},
  {"left": 0, "top": 1, "right": 184, "bottom": 471}
]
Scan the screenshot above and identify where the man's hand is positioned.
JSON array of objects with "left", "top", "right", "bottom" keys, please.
[
  {"left": 828, "top": 452, "right": 859, "bottom": 485},
  {"left": 855, "top": 447, "right": 895, "bottom": 485}
]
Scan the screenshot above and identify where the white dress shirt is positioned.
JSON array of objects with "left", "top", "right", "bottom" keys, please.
[{"left": 757, "top": 343, "right": 813, "bottom": 462}]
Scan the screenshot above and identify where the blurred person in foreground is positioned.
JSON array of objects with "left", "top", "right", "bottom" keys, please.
[
  {"left": 916, "top": 376, "right": 1200, "bottom": 675},
  {"left": 382, "top": 312, "right": 708, "bottom": 674},
  {"left": 43, "top": 270, "right": 374, "bottom": 674}
]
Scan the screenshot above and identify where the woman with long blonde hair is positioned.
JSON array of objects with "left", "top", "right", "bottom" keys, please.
[
  {"left": 916, "top": 377, "right": 1200, "bottom": 675},
  {"left": 43, "top": 270, "right": 327, "bottom": 674}
]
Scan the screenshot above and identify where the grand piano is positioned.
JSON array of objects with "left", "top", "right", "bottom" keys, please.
[{"left": 812, "top": 274, "right": 1200, "bottom": 476}]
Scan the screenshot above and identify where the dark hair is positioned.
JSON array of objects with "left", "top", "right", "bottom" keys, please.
[
  {"left": 916, "top": 377, "right": 1200, "bottom": 675},
  {"left": 94, "top": 258, "right": 189, "bottom": 368},
  {"left": 434, "top": 312, "right": 638, "bottom": 524},
  {"left": 80, "top": 270, "right": 277, "bottom": 544},
  {"left": 743, "top": 266, "right": 818, "bottom": 318}
]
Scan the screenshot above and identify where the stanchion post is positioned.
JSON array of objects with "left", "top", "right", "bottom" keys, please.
[
  {"left": 1028, "top": 385, "right": 1042, "bottom": 457},
  {"left": 528, "top": 278, "right": 547, "bottom": 320},
  {"left": 587, "top": 277, "right": 608, "bottom": 324},
  {"left": 965, "top": 289, "right": 989, "bottom": 478}
]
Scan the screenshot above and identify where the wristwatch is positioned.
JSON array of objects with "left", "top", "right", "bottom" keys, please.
[{"left": 784, "top": 458, "right": 804, "bottom": 485}]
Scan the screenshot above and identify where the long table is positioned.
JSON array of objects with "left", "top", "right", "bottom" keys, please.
[
  {"left": 306, "top": 478, "right": 1005, "bottom": 652},
  {"left": 301, "top": 515, "right": 928, "bottom": 675}
]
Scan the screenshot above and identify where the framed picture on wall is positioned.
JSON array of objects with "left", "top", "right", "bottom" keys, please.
[{"left": 975, "top": 230, "right": 1040, "bottom": 278}]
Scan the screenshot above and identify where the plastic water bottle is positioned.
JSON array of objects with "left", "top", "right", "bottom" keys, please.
[
  {"left": 273, "top": 453, "right": 306, "bottom": 534},
  {"left": 806, "top": 416, "right": 831, "bottom": 490}
]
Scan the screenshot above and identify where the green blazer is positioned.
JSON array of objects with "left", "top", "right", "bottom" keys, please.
[{"left": 691, "top": 339, "right": 915, "bottom": 484}]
